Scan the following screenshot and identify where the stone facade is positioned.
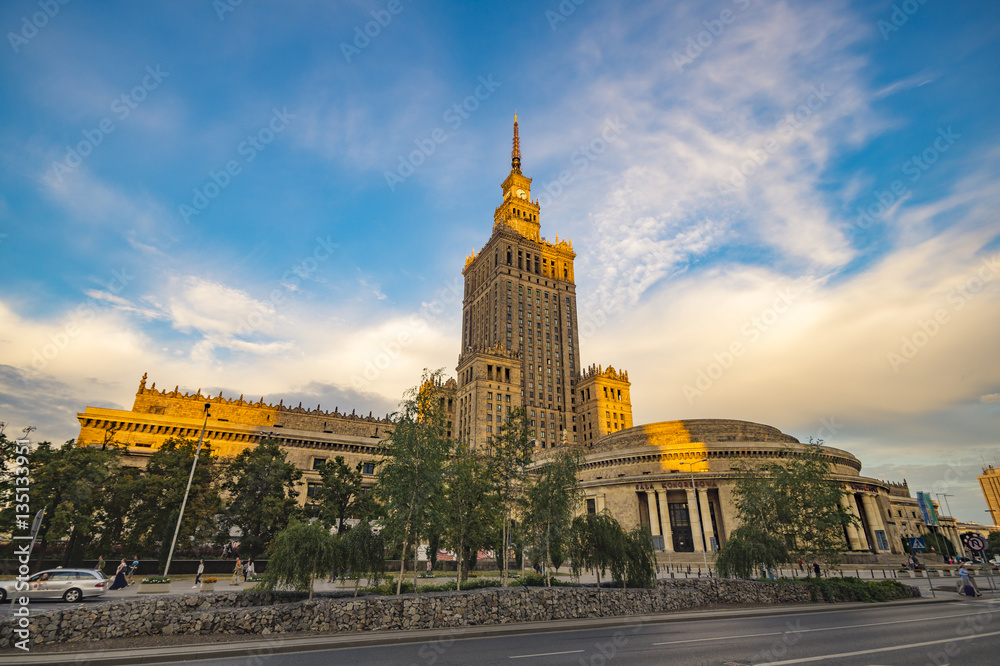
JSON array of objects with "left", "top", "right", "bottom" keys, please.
[
  {"left": 575, "top": 365, "right": 633, "bottom": 444},
  {"left": 0, "top": 579, "right": 921, "bottom": 649}
]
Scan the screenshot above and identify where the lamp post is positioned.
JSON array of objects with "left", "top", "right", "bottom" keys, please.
[
  {"left": 681, "top": 458, "right": 710, "bottom": 574},
  {"left": 936, "top": 493, "right": 966, "bottom": 560},
  {"left": 163, "top": 403, "right": 211, "bottom": 577}
]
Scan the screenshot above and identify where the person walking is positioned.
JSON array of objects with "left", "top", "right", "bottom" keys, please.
[
  {"left": 127, "top": 557, "right": 140, "bottom": 585},
  {"left": 812, "top": 562, "right": 821, "bottom": 578},
  {"left": 242, "top": 558, "right": 248, "bottom": 582},
  {"left": 247, "top": 559, "right": 255, "bottom": 579},
  {"left": 232, "top": 557, "right": 242, "bottom": 585},
  {"left": 193, "top": 559, "right": 205, "bottom": 587},
  {"left": 96, "top": 555, "right": 105, "bottom": 574},
  {"left": 957, "top": 565, "right": 982, "bottom": 597},
  {"left": 109, "top": 559, "right": 129, "bottom": 590}
]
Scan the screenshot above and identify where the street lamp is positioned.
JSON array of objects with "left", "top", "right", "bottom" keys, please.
[
  {"left": 163, "top": 403, "right": 211, "bottom": 577},
  {"left": 680, "top": 458, "right": 710, "bottom": 574},
  {"left": 936, "top": 493, "right": 966, "bottom": 559}
]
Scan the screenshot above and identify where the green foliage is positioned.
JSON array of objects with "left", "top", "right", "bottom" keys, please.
[
  {"left": 259, "top": 519, "right": 339, "bottom": 599},
  {"left": 219, "top": 438, "right": 302, "bottom": 560},
  {"left": 140, "top": 576, "right": 171, "bottom": 584},
  {"left": 311, "top": 455, "right": 365, "bottom": 532},
  {"left": 920, "top": 531, "right": 955, "bottom": 557},
  {"left": 374, "top": 369, "right": 452, "bottom": 595},
  {"left": 341, "top": 520, "right": 387, "bottom": 595},
  {"left": 419, "top": 577, "right": 505, "bottom": 592},
  {"left": 729, "top": 446, "right": 857, "bottom": 569},
  {"left": 510, "top": 572, "right": 573, "bottom": 587},
  {"left": 521, "top": 447, "right": 582, "bottom": 586},
  {"left": 128, "top": 438, "right": 221, "bottom": 569},
  {"left": 715, "top": 524, "right": 790, "bottom": 580},
  {"left": 621, "top": 524, "right": 657, "bottom": 588},
  {"left": 441, "top": 444, "right": 496, "bottom": 589},
  {"left": 987, "top": 531, "right": 1000, "bottom": 559},
  {"left": 803, "top": 577, "right": 920, "bottom": 603},
  {"left": 486, "top": 406, "right": 535, "bottom": 586},
  {"left": 568, "top": 510, "right": 655, "bottom": 589}
]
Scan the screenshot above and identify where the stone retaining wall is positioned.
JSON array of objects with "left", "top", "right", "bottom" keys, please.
[{"left": 0, "top": 579, "right": 910, "bottom": 648}]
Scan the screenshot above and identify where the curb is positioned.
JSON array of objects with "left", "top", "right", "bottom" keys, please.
[{"left": 9, "top": 596, "right": 962, "bottom": 665}]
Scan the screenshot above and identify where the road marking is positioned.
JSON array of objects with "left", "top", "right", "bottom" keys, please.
[
  {"left": 755, "top": 628, "right": 1000, "bottom": 665},
  {"left": 652, "top": 610, "right": 984, "bottom": 646},
  {"left": 510, "top": 649, "right": 585, "bottom": 659}
]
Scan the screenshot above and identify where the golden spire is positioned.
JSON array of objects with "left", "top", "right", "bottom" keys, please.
[{"left": 511, "top": 113, "right": 521, "bottom": 172}]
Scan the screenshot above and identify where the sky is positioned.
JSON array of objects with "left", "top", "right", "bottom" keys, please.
[{"left": 0, "top": 0, "right": 998, "bottom": 523}]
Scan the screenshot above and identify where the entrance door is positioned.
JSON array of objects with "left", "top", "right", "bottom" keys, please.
[{"left": 669, "top": 502, "right": 694, "bottom": 552}]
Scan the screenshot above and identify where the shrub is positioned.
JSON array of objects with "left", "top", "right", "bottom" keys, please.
[
  {"left": 509, "top": 573, "right": 573, "bottom": 587},
  {"left": 141, "top": 576, "right": 171, "bottom": 584},
  {"left": 805, "top": 577, "right": 918, "bottom": 603},
  {"left": 202, "top": 577, "right": 218, "bottom": 584}
]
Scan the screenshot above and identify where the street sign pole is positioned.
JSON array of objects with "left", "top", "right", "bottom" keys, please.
[
  {"left": 909, "top": 537, "right": 934, "bottom": 597},
  {"left": 967, "top": 535, "right": 995, "bottom": 591}
]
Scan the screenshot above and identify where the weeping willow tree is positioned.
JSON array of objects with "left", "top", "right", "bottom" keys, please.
[{"left": 259, "top": 519, "right": 341, "bottom": 599}]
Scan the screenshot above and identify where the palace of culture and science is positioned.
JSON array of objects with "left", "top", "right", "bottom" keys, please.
[{"left": 74, "top": 119, "right": 987, "bottom": 559}]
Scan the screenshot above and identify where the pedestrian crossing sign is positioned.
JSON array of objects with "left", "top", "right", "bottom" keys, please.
[{"left": 908, "top": 537, "right": 926, "bottom": 551}]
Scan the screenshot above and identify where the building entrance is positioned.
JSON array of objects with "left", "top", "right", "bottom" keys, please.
[{"left": 669, "top": 502, "right": 694, "bottom": 552}]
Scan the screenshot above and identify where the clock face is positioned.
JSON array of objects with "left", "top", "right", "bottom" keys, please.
[{"left": 516, "top": 189, "right": 526, "bottom": 199}]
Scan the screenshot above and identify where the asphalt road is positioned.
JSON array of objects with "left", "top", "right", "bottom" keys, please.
[{"left": 156, "top": 599, "right": 1000, "bottom": 666}]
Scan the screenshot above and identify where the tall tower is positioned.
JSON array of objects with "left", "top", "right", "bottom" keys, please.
[{"left": 455, "top": 117, "right": 583, "bottom": 450}]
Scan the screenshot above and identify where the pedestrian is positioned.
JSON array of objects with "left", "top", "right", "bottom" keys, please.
[
  {"left": 247, "top": 559, "right": 255, "bottom": 578},
  {"left": 812, "top": 562, "right": 821, "bottom": 578},
  {"left": 127, "top": 556, "right": 139, "bottom": 585},
  {"left": 109, "top": 559, "right": 129, "bottom": 590},
  {"left": 957, "top": 565, "right": 982, "bottom": 597},
  {"left": 96, "top": 555, "right": 105, "bottom": 574},
  {"left": 797, "top": 560, "right": 803, "bottom": 572},
  {"left": 233, "top": 557, "right": 242, "bottom": 585},
  {"left": 242, "top": 558, "right": 248, "bottom": 582},
  {"left": 194, "top": 559, "right": 205, "bottom": 587}
]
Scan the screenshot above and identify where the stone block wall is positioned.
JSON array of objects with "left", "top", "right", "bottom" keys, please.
[{"left": 0, "top": 579, "right": 835, "bottom": 648}]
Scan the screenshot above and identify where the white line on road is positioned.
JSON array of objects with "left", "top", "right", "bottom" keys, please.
[
  {"left": 510, "top": 649, "right": 585, "bottom": 659},
  {"left": 756, "top": 628, "right": 1000, "bottom": 665},
  {"left": 652, "top": 610, "right": 984, "bottom": 646}
]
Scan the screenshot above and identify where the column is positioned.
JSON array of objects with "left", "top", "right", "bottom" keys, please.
[
  {"left": 697, "top": 488, "right": 713, "bottom": 551},
  {"left": 716, "top": 484, "right": 740, "bottom": 540},
  {"left": 840, "top": 495, "right": 864, "bottom": 551},
  {"left": 861, "top": 494, "right": 887, "bottom": 552},
  {"left": 657, "top": 491, "right": 673, "bottom": 553},
  {"left": 646, "top": 492, "right": 662, "bottom": 541},
  {"left": 686, "top": 487, "right": 705, "bottom": 553},
  {"left": 846, "top": 495, "right": 871, "bottom": 550}
]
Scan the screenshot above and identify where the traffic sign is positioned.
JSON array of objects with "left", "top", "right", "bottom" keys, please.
[
  {"left": 908, "top": 537, "right": 927, "bottom": 551},
  {"left": 967, "top": 535, "right": 987, "bottom": 552}
]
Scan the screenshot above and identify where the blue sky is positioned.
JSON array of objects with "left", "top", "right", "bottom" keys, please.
[{"left": 1, "top": 0, "right": 998, "bottom": 522}]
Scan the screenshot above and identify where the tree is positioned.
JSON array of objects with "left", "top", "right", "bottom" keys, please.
[
  {"left": 715, "top": 524, "right": 789, "bottom": 580},
  {"left": 569, "top": 511, "right": 623, "bottom": 590},
  {"left": 441, "top": 444, "right": 496, "bottom": 590},
  {"left": 311, "top": 455, "right": 365, "bottom": 533},
  {"left": 986, "top": 531, "right": 1000, "bottom": 560},
  {"left": 342, "top": 520, "right": 387, "bottom": 596},
  {"left": 126, "top": 438, "right": 221, "bottom": 566},
  {"left": 13, "top": 440, "right": 118, "bottom": 568},
  {"left": 259, "top": 520, "right": 339, "bottom": 599},
  {"left": 487, "top": 407, "right": 535, "bottom": 586},
  {"left": 921, "top": 531, "right": 956, "bottom": 557},
  {"left": 219, "top": 438, "right": 302, "bottom": 560},
  {"left": 521, "top": 447, "right": 582, "bottom": 586},
  {"left": 374, "top": 370, "right": 452, "bottom": 595},
  {"left": 725, "top": 445, "right": 858, "bottom": 572}
]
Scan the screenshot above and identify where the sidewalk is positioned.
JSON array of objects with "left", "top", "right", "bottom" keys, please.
[{"left": 7, "top": 596, "right": 965, "bottom": 666}]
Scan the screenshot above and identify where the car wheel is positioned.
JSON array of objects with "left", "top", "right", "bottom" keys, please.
[
  {"left": 0, "top": 588, "right": 7, "bottom": 603},
  {"left": 62, "top": 588, "right": 83, "bottom": 603}
]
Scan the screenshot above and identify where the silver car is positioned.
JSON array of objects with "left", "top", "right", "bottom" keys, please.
[{"left": 0, "top": 569, "right": 108, "bottom": 603}]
